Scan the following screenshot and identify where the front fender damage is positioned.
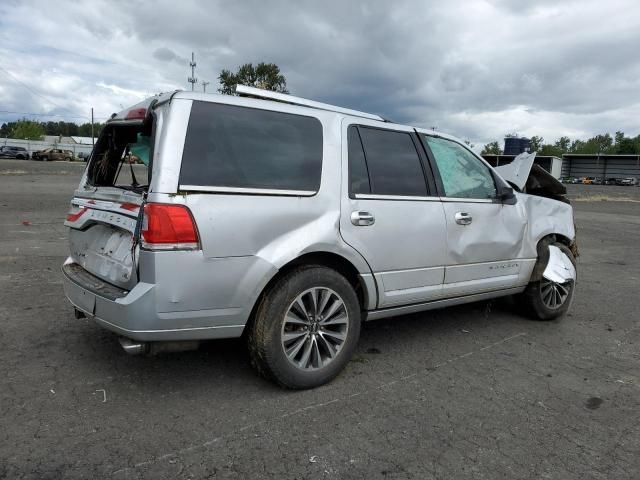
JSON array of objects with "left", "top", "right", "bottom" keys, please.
[{"left": 543, "top": 245, "right": 576, "bottom": 283}]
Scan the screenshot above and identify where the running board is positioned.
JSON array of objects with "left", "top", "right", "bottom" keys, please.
[{"left": 365, "top": 287, "right": 526, "bottom": 321}]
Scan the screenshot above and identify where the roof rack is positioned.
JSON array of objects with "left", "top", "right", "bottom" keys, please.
[{"left": 235, "top": 85, "right": 385, "bottom": 122}]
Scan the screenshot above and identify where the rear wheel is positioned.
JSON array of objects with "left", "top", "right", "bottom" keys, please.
[
  {"left": 41, "top": 156, "right": 48, "bottom": 162},
  {"left": 520, "top": 241, "right": 576, "bottom": 320},
  {"left": 248, "top": 266, "right": 361, "bottom": 389},
  {"left": 64, "top": 156, "right": 71, "bottom": 162}
]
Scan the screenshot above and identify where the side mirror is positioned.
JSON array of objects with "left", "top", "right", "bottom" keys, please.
[{"left": 498, "top": 186, "right": 517, "bottom": 205}]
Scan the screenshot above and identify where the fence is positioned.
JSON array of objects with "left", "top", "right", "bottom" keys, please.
[{"left": 1, "top": 137, "right": 94, "bottom": 158}]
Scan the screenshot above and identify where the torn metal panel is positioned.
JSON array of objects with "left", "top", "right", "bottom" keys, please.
[
  {"left": 494, "top": 152, "right": 569, "bottom": 204},
  {"left": 525, "top": 164, "right": 568, "bottom": 203},
  {"left": 494, "top": 152, "right": 536, "bottom": 190},
  {"left": 543, "top": 245, "right": 576, "bottom": 283}
]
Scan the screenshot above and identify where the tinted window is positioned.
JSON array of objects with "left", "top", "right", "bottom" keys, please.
[
  {"left": 180, "top": 102, "right": 322, "bottom": 191},
  {"left": 348, "top": 126, "right": 370, "bottom": 195},
  {"left": 358, "top": 127, "right": 427, "bottom": 196},
  {"left": 424, "top": 136, "right": 496, "bottom": 199}
]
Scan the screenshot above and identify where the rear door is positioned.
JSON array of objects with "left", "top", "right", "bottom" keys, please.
[
  {"left": 64, "top": 110, "right": 156, "bottom": 290},
  {"left": 419, "top": 133, "right": 528, "bottom": 297},
  {"left": 340, "top": 121, "right": 447, "bottom": 308}
]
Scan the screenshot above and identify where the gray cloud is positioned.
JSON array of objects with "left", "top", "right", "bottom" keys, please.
[
  {"left": 0, "top": 0, "right": 638, "bottom": 146},
  {"left": 152, "top": 47, "right": 186, "bottom": 65}
]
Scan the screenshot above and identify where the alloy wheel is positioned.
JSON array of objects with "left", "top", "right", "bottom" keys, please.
[
  {"left": 540, "top": 278, "right": 571, "bottom": 309},
  {"left": 281, "top": 287, "right": 349, "bottom": 371}
]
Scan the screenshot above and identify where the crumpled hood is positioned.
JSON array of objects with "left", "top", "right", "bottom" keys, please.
[
  {"left": 494, "top": 152, "right": 537, "bottom": 190},
  {"left": 494, "top": 151, "right": 567, "bottom": 200}
]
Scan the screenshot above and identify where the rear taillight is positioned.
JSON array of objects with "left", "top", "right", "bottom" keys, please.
[
  {"left": 141, "top": 203, "right": 200, "bottom": 250},
  {"left": 66, "top": 206, "right": 87, "bottom": 222}
]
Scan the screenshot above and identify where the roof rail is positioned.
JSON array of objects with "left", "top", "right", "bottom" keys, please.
[{"left": 235, "top": 85, "right": 385, "bottom": 122}]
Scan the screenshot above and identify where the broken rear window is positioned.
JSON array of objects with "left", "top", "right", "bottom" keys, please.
[{"left": 87, "top": 122, "right": 152, "bottom": 191}]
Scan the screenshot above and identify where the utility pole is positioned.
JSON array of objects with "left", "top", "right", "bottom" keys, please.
[
  {"left": 202, "top": 81, "right": 210, "bottom": 93},
  {"left": 188, "top": 52, "right": 197, "bottom": 91},
  {"left": 91, "top": 107, "right": 94, "bottom": 147}
]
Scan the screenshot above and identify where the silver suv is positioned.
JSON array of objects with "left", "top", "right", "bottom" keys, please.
[{"left": 62, "top": 86, "right": 577, "bottom": 389}]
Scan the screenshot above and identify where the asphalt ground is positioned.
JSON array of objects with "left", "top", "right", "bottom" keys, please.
[{"left": 1, "top": 159, "right": 638, "bottom": 479}]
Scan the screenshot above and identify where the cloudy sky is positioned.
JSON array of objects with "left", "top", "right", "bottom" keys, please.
[{"left": 0, "top": 0, "right": 639, "bottom": 147}]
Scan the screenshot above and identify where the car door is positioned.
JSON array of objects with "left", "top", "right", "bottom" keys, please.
[
  {"left": 419, "top": 133, "right": 530, "bottom": 297},
  {"left": 340, "top": 121, "right": 447, "bottom": 308}
]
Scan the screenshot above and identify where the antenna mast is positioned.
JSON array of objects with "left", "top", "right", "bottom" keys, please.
[{"left": 188, "top": 52, "right": 197, "bottom": 91}]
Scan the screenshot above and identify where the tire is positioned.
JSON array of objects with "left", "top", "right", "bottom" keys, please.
[
  {"left": 41, "top": 156, "right": 48, "bottom": 162},
  {"left": 248, "top": 266, "right": 361, "bottom": 389},
  {"left": 64, "top": 157, "right": 71, "bottom": 162},
  {"left": 520, "top": 240, "right": 576, "bottom": 320}
]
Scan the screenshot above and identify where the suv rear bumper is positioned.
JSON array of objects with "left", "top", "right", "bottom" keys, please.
[{"left": 61, "top": 259, "right": 245, "bottom": 341}]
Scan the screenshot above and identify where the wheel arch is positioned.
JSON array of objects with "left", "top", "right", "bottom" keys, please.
[
  {"left": 243, "top": 251, "right": 375, "bottom": 336},
  {"left": 529, "top": 233, "right": 577, "bottom": 282}
]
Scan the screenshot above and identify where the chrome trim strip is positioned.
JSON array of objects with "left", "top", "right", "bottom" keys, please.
[
  {"left": 440, "top": 197, "right": 496, "bottom": 203},
  {"left": 179, "top": 185, "right": 316, "bottom": 196},
  {"left": 365, "top": 286, "right": 526, "bottom": 321},
  {"left": 354, "top": 194, "right": 441, "bottom": 201}
]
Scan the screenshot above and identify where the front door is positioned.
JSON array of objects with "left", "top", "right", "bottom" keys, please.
[
  {"left": 340, "top": 121, "right": 447, "bottom": 308},
  {"left": 420, "top": 133, "right": 529, "bottom": 297}
]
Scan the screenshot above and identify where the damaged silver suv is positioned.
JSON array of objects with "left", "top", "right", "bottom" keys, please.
[{"left": 62, "top": 86, "right": 577, "bottom": 389}]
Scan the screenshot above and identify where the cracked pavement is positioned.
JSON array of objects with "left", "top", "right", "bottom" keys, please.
[{"left": 0, "top": 160, "right": 638, "bottom": 479}]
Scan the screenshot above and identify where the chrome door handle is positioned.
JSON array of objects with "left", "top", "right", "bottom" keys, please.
[
  {"left": 454, "top": 212, "right": 472, "bottom": 225},
  {"left": 351, "top": 211, "right": 375, "bottom": 226}
]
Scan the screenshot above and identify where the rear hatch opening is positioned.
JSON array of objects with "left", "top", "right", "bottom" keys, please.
[{"left": 65, "top": 106, "right": 156, "bottom": 291}]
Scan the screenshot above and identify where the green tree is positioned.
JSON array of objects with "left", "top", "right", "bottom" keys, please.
[
  {"left": 10, "top": 119, "right": 45, "bottom": 140},
  {"left": 529, "top": 135, "right": 544, "bottom": 153},
  {"left": 614, "top": 131, "right": 625, "bottom": 148},
  {"left": 481, "top": 141, "right": 502, "bottom": 155},
  {"left": 554, "top": 136, "right": 570, "bottom": 153},
  {"left": 616, "top": 137, "right": 636, "bottom": 154},
  {"left": 569, "top": 139, "right": 585, "bottom": 153},
  {"left": 538, "top": 144, "right": 563, "bottom": 157},
  {"left": 218, "top": 62, "right": 288, "bottom": 95}
]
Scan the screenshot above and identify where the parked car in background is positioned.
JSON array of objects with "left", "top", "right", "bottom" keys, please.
[
  {"left": 32, "top": 148, "right": 74, "bottom": 161},
  {"left": 0, "top": 145, "right": 30, "bottom": 159},
  {"left": 582, "top": 177, "right": 595, "bottom": 185},
  {"left": 571, "top": 177, "right": 583, "bottom": 184},
  {"left": 604, "top": 178, "right": 618, "bottom": 185},
  {"left": 619, "top": 177, "right": 638, "bottom": 186},
  {"left": 559, "top": 177, "right": 572, "bottom": 183}
]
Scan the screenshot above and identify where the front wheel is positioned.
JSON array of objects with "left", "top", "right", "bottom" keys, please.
[
  {"left": 248, "top": 266, "right": 361, "bottom": 389},
  {"left": 520, "top": 242, "right": 576, "bottom": 320}
]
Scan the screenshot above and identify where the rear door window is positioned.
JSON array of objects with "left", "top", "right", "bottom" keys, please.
[
  {"left": 180, "top": 102, "right": 323, "bottom": 192},
  {"left": 354, "top": 126, "right": 427, "bottom": 196},
  {"left": 348, "top": 126, "right": 371, "bottom": 195}
]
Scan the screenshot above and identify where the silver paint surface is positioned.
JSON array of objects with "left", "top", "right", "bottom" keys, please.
[{"left": 62, "top": 89, "right": 577, "bottom": 341}]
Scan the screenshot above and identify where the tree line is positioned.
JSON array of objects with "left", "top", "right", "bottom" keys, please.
[
  {"left": 0, "top": 119, "right": 105, "bottom": 141},
  {"left": 481, "top": 131, "right": 640, "bottom": 156}
]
